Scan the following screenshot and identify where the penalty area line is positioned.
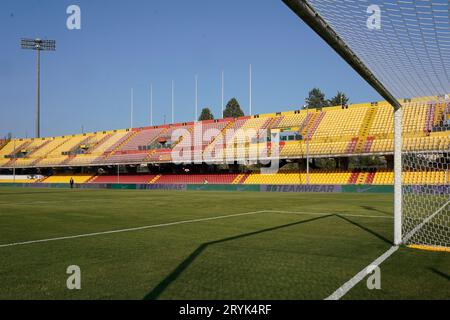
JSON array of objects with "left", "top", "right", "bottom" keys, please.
[
  {"left": 0, "top": 209, "right": 393, "bottom": 248},
  {"left": 325, "top": 245, "right": 399, "bottom": 300},
  {"left": 0, "top": 210, "right": 267, "bottom": 249}
]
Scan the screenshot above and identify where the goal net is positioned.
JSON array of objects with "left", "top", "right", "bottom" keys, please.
[
  {"left": 402, "top": 98, "right": 450, "bottom": 251},
  {"left": 283, "top": 0, "right": 450, "bottom": 250}
]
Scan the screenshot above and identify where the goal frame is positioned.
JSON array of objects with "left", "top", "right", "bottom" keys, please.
[{"left": 283, "top": 0, "right": 403, "bottom": 244}]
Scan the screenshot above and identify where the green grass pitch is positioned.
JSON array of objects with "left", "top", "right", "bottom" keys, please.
[{"left": 0, "top": 187, "right": 448, "bottom": 299}]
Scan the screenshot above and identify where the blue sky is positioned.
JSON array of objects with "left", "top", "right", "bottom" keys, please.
[{"left": 0, "top": 0, "right": 381, "bottom": 138}]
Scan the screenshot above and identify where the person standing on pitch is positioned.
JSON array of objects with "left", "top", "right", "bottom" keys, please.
[{"left": 70, "top": 177, "right": 74, "bottom": 189}]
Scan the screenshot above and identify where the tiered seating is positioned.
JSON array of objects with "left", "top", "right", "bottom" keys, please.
[
  {"left": 277, "top": 112, "right": 307, "bottom": 128},
  {"left": 2, "top": 96, "right": 449, "bottom": 169},
  {"left": 367, "top": 170, "right": 448, "bottom": 185},
  {"left": 368, "top": 103, "right": 393, "bottom": 137},
  {"left": 403, "top": 132, "right": 449, "bottom": 151},
  {"left": 242, "top": 170, "right": 352, "bottom": 185},
  {"left": 42, "top": 174, "right": 93, "bottom": 183},
  {"left": 371, "top": 169, "right": 394, "bottom": 185},
  {"left": 90, "top": 174, "right": 158, "bottom": 184},
  {"left": 13, "top": 137, "right": 66, "bottom": 167},
  {"left": 36, "top": 134, "right": 92, "bottom": 167},
  {"left": 313, "top": 107, "right": 367, "bottom": 139},
  {"left": 105, "top": 151, "right": 150, "bottom": 164},
  {"left": 13, "top": 138, "right": 51, "bottom": 167},
  {"left": 154, "top": 174, "right": 239, "bottom": 184},
  {"left": 5, "top": 170, "right": 444, "bottom": 185},
  {"left": 65, "top": 132, "right": 113, "bottom": 166},
  {"left": 121, "top": 128, "right": 164, "bottom": 151},
  {"left": 0, "top": 140, "right": 21, "bottom": 167},
  {"left": 94, "top": 131, "right": 130, "bottom": 154},
  {"left": 403, "top": 103, "right": 430, "bottom": 133},
  {"left": 403, "top": 171, "right": 447, "bottom": 185}
]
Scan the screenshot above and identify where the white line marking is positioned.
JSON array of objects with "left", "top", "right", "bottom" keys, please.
[
  {"left": 403, "top": 199, "right": 450, "bottom": 243},
  {"left": 0, "top": 209, "right": 393, "bottom": 248},
  {"left": 325, "top": 245, "right": 399, "bottom": 300},
  {"left": 0, "top": 210, "right": 267, "bottom": 248}
]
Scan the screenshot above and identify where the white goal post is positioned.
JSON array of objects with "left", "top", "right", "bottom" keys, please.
[{"left": 283, "top": 0, "right": 450, "bottom": 251}]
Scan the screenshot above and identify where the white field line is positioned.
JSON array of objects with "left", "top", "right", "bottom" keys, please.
[
  {"left": 325, "top": 245, "right": 399, "bottom": 300},
  {"left": 0, "top": 209, "right": 391, "bottom": 249},
  {"left": 0, "top": 210, "right": 267, "bottom": 248}
]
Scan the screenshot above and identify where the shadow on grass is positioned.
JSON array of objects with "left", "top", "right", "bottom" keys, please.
[
  {"left": 360, "top": 205, "right": 391, "bottom": 216},
  {"left": 429, "top": 267, "right": 450, "bottom": 281},
  {"left": 143, "top": 214, "right": 332, "bottom": 300},
  {"left": 335, "top": 215, "right": 392, "bottom": 245},
  {"left": 144, "top": 212, "right": 393, "bottom": 300}
]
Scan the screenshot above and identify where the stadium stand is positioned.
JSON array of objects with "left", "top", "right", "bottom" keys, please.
[
  {"left": 1, "top": 97, "right": 448, "bottom": 189},
  {"left": 90, "top": 174, "right": 158, "bottom": 184},
  {"left": 151, "top": 174, "right": 239, "bottom": 185},
  {"left": 0, "top": 170, "right": 447, "bottom": 185},
  {"left": 42, "top": 174, "right": 93, "bottom": 184},
  {"left": 242, "top": 170, "right": 352, "bottom": 185}
]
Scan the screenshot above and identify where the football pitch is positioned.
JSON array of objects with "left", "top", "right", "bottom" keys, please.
[{"left": 0, "top": 187, "right": 448, "bottom": 300}]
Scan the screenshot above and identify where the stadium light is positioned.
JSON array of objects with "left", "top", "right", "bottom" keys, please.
[
  {"left": 21, "top": 38, "right": 56, "bottom": 138},
  {"left": 221, "top": 71, "right": 224, "bottom": 117}
]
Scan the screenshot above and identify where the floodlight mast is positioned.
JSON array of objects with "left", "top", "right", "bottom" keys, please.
[
  {"left": 20, "top": 38, "right": 56, "bottom": 138},
  {"left": 283, "top": 0, "right": 403, "bottom": 245}
]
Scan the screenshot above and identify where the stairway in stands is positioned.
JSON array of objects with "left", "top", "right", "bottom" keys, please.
[
  {"left": 301, "top": 112, "right": 325, "bottom": 140},
  {"left": 142, "top": 128, "right": 169, "bottom": 163},
  {"left": 424, "top": 102, "right": 436, "bottom": 133},
  {"left": 356, "top": 172, "right": 368, "bottom": 184},
  {"left": 203, "top": 120, "right": 235, "bottom": 157},
  {"left": 355, "top": 107, "right": 377, "bottom": 153},
  {"left": 30, "top": 138, "right": 70, "bottom": 166},
  {"left": 87, "top": 133, "right": 112, "bottom": 153},
  {"left": 262, "top": 116, "right": 284, "bottom": 130},
  {"left": 85, "top": 175, "right": 97, "bottom": 183},
  {"left": 232, "top": 173, "right": 250, "bottom": 184},
  {"left": 0, "top": 140, "right": 8, "bottom": 152},
  {"left": 103, "top": 131, "right": 139, "bottom": 160},
  {"left": 347, "top": 171, "right": 359, "bottom": 184},
  {"left": 4, "top": 141, "right": 33, "bottom": 167},
  {"left": 26, "top": 139, "right": 51, "bottom": 157},
  {"left": 365, "top": 171, "right": 376, "bottom": 184},
  {"left": 148, "top": 175, "right": 161, "bottom": 184},
  {"left": 60, "top": 136, "right": 93, "bottom": 165}
]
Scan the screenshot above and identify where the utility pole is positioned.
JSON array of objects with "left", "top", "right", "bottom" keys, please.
[
  {"left": 150, "top": 84, "right": 153, "bottom": 126},
  {"left": 130, "top": 88, "right": 134, "bottom": 128},
  {"left": 221, "top": 71, "right": 224, "bottom": 118},
  {"left": 171, "top": 80, "right": 175, "bottom": 124},
  {"left": 249, "top": 64, "right": 252, "bottom": 116},
  {"left": 195, "top": 75, "right": 198, "bottom": 121},
  {"left": 305, "top": 99, "right": 310, "bottom": 185}
]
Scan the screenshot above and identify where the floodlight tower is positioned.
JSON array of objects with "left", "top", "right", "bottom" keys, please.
[{"left": 21, "top": 38, "right": 56, "bottom": 138}]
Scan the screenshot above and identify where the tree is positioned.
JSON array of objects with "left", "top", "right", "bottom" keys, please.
[
  {"left": 306, "top": 88, "right": 327, "bottom": 109},
  {"left": 328, "top": 91, "right": 349, "bottom": 107},
  {"left": 198, "top": 107, "right": 214, "bottom": 121},
  {"left": 223, "top": 98, "right": 244, "bottom": 118}
]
